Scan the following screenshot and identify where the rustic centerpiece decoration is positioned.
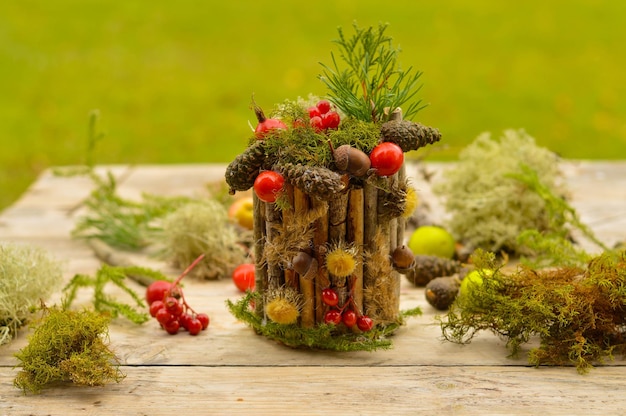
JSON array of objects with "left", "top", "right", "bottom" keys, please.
[{"left": 226, "top": 24, "right": 441, "bottom": 350}]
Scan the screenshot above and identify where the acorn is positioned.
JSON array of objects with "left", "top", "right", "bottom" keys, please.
[
  {"left": 291, "top": 251, "right": 318, "bottom": 281},
  {"left": 425, "top": 275, "right": 461, "bottom": 310},
  {"left": 330, "top": 142, "right": 371, "bottom": 177},
  {"left": 391, "top": 245, "right": 415, "bottom": 272}
]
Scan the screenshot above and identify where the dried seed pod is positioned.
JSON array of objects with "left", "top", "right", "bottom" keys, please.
[
  {"left": 277, "top": 163, "right": 346, "bottom": 201},
  {"left": 331, "top": 143, "right": 371, "bottom": 177},
  {"left": 225, "top": 140, "right": 267, "bottom": 194},
  {"left": 405, "top": 255, "right": 461, "bottom": 287},
  {"left": 380, "top": 120, "right": 441, "bottom": 152},
  {"left": 425, "top": 275, "right": 461, "bottom": 310},
  {"left": 378, "top": 180, "right": 407, "bottom": 221},
  {"left": 391, "top": 245, "right": 415, "bottom": 271},
  {"left": 291, "top": 252, "right": 318, "bottom": 281}
]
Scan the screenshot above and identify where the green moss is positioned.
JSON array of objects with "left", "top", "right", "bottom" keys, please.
[
  {"left": 13, "top": 306, "right": 124, "bottom": 394},
  {"left": 227, "top": 291, "right": 420, "bottom": 351},
  {"left": 440, "top": 249, "right": 626, "bottom": 373}
]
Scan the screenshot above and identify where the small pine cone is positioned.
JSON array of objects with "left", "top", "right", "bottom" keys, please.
[
  {"left": 225, "top": 140, "right": 266, "bottom": 194},
  {"left": 380, "top": 120, "right": 442, "bottom": 152},
  {"left": 277, "top": 163, "right": 346, "bottom": 201},
  {"left": 405, "top": 255, "right": 461, "bottom": 287}
]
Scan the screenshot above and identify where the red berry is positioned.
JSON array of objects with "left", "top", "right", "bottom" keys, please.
[
  {"left": 369, "top": 142, "right": 404, "bottom": 176},
  {"left": 342, "top": 309, "right": 358, "bottom": 327},
  {"left": 321, "top": 288, "right": 339, "bottom": 307},
  {"left": 310, "top": 115, "right": 324, "bottom": 132},
  {"left": 179, "top": 313, "right": 192, "bottom": 330},
  {"left": 322, "top": 111, "right": 340, "bottom": 129},
  {"left": 253, "top": 171, "right": 285, "bottom": 203},
  {"left": 357, "top": 315, "right": 374, "bottom": 332},
  {"left": 156, "top": 308, "right": 175, "bottom": 326},
  {"left": 316, "top": 100, "right": 331, "bottom": 115},
  {"left": 146, "top": 280, "right": 172, "bottom": 305},
  {"left": 196, "top": 313, "right": 210, "bottom": 330},
  {"left": 164, "top": 296, "right": 184, "bottom": 317},
  {"left": 187, "top": 318, "right": 203, "bottom": 336},
  {"left": 307, "top": 106, "right": 321, "bottom": 118},
  {"left": 253, "top": 106, "right": 287, "bottom": 138},
  {"left": 232, "top": 263, "right": 256, "bottom": 292},
  {"left": 324, "top": 309, "right": 342, "bottom": 325},
  {"left": 149, "top": 300, "right": 165, "bottom": 317},
  {"left": 164, "top": 319, "right": 180, "bottom": 335}
]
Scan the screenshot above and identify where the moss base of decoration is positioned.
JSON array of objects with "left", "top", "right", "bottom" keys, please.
[{"left": 226, "top": 292, "right": 421, "bottom": 351}]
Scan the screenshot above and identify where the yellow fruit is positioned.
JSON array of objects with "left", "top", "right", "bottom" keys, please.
[
  {"left": 228, "top": 196, "right": 254, "bottom": 230},
  {"left": 459, "top": 269, "right": 492, "bottom": 297},
  {"left": 408, "top": 226, "right": 456, "bottom": 259}
]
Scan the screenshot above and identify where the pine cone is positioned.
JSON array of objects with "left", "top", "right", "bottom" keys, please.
[
  {"left": 225, "top": 140, "right": 266, "bottom": 194},
  {"left": 277, "top": 163, "right": 346, "bottom": 201},
  {"left": 405, "top": 255, "right": 461, "bottom": 287},
  {"left": 380, "top": 120, "right": 441, "bottom": 152},
  {"left": 378, "top": 181, "right": 407, "bottom": 221}
]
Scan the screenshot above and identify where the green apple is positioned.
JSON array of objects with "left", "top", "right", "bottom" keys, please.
[
  {"left": 407, "top": 225, "right": 456, "bottom": 259},
  {"left": 228, "top": 197, "right": 254, "bottom": 230}
]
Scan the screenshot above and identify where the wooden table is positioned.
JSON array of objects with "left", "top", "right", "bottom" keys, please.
[{"left": 1, "top": 161, "right": 625, "bottom": 415}]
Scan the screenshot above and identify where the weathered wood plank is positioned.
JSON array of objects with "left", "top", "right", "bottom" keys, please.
[{"left": 1, "top": 365, "right": 625, "bottom": 416}]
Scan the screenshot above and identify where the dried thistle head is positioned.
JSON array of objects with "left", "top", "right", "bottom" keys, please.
[
  {"left": 325, "top": 242, "right": 360, "bottom": 278},
  {"left": 265, "top": 287, "right": 303, "bottom": 325},
  {"left": 402, "top": 186, "right": 418, "bottom": 219}
]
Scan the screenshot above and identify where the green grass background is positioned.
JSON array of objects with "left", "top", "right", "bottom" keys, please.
[{"left": 2, "top": 0, "right": 626, "bottom": 210}]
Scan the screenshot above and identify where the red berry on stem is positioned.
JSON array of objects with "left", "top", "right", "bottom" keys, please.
[
  {"left": 322, "top": 111, "right": 340, "bottom": 129},
  {"left": 357, "top": 315, "right": 374, "bottom": 332},
  {"left": 196, "top": 313, "right": 210, "bottom": 330},
  {"left": 146, "top": 280, "right": 172, "bottom": 305},
  {"left": 253, "top": 171, "right": 285, "bottom": 203},
  {"left": 232, "top": 263, "right": 256, "bottom": 292},
  {"left": 321, "top": 288, "right": 339, "bottom": 307},
  {"left": 254, "top": 105, "right": 287, "bottom": 138},
  {"left": 164, "top": 319, "right": 180, "bottom": 335},
  {"left": 307, "top": 106, "right": 321, "bottom": 119},
  {"left": 369, "top": 142, "right": 404, "bottom": 176},
  {"left": 164, "top": 296, "right": 184, "bottom": 317},
  {"left": 179, "top": 313, "right": 192, "bottom": 330},
  {"left": 149, "top": 300, "right": 165, "bottom": 317},
  {"left": 316, "top": 100, "right": 331, "bottom": 115},
  {"left": 310, "top": 116, "right": 324, "bottom": 132},
  {"left": 324, "top": 309, "right": 342, "bottom": 325},
  {"left": 342, "top": 309, "right": 358, "bottom": 327},
  {"left": 187, "top": 318, "right": 203, "bottom": 336},
  {"left": 156, "top": 308, "right": 175, "bottom": 326}
]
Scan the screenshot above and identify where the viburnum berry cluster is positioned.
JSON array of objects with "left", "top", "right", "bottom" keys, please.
[
  {"left": 146, "top": 255, "right": 210, "bottom": 335},
  {"left": 321, "top": 287, "right": 373, "bottom": 332},
  {"left": 307, "top": 99, "right": 341, "bottom": 132}
]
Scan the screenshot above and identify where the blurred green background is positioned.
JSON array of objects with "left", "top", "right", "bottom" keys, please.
[{"left": 2, "top": 0, "right": 626, "bottom": 211}]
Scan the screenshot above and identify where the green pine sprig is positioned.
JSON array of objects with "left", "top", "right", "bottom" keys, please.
[{"left": 318, "top": 22, "right": 425, "bottom": 123}]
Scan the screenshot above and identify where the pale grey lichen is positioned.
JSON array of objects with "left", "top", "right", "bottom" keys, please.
[{"left": 433, "top": 129, "right": 565, "bottom": 254}]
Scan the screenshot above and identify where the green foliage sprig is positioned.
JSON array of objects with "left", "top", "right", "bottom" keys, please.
[
  {"left": 13, "top": 305, "right": 124, "bottom": 394},
  {"left": 63, "top": 265, "right": 168, "bottom": 324},
  {"left": 319, "top": 22, "right": 425, "bottom": 123},
  {"left": 227, "top": 291, "right": 420, "bottom": 351},
  {"left": 440, "top": 249, "right": 626, "bottom": 373}
]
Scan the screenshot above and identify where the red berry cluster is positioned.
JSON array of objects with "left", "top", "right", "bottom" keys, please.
[
  {"left": 146, "top": 255, "right": 210, "bottom": 336},
  {"left": 321, "top": 287, "right": 374, "bottom": 332},
  {"left": 307, "top": 100, "right": 341, "bottom": 132}
]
